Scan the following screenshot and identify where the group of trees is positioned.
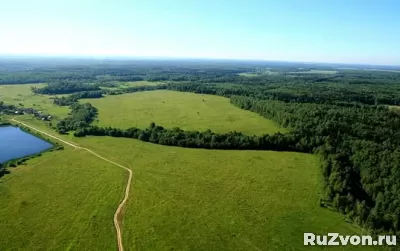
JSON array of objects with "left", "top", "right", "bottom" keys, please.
[
  {"left": 52, "top": 91, "right": 104, "bottom": 106},
  {"left": 56, "top": 103, "right": 98, "bottom": 134},
  {"left": 74, "top": 122, "right": 301, "bottom": 151},
  {"left": 32, "top": 81, "right": 100, "bottom": 95},
  {"left": 0, "top": 101, "right": 17, "bottom": 115}
]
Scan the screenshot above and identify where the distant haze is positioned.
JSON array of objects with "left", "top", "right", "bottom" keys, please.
[{"left": 0, "top": 0, "right": 399, "bottom": 65}]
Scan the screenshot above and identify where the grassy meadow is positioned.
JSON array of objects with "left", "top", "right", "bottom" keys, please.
[
  {"left": 10, "top": 116, "right": 381, "bottom": 251},
  {"left": 0, "top": 84, "right": 384, "bottom": 251},
  {"left": 238, "top": 72, "right": 259, "bottom": 77},
  {"left": 82, "top": 90, "right": 285, "bottom": 135},
  {"left": 0, "top": 146, "right": 126, "bottom": 250},
  {"left": 239, "top": 70, "right": 278, "bottom": 77},
  {"left": 289, "top": 70, "right": 338, "bottom": 74},
  {"left": 119, "top": 81, "right": 166, "bottom": 87},
  {"left": 70, "top": 135, "right": 379, "bottom": 251}
]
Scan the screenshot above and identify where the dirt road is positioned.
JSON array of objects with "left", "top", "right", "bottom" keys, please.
[{"left": 12, "top": 118, "right": 132, "bottom": 251}]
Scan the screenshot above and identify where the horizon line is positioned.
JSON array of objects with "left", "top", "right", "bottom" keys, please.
[{"left": 0, "top": 53, "right": 399, "bottom": 68}]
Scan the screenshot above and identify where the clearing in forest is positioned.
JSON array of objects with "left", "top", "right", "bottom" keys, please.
[
  {"left": 289, "top": 70, "right": 338, "bottom": 74},
  {"left": 82, "top": 90, "right": 285, "bottom": 135}
]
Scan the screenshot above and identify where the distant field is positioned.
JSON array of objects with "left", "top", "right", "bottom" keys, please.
[
  {"left": 290, "top": 70, "right": 338, "bottom": 74},
  {"left": 100, "top": 81, "right": 166, "bottom": 91},
  {"left": 0, "top": 84, "right": 69, "bottom": 118},
  {"left": 0, "top": 147, "right": 125, "bottom": 250},
  {"left": 119, "top": 81, "right": 166, "bottom": 87},
  {"left": 388, "top": 105, "right": 400, "bottom": 110},
  {"left": 82, "top": 90, "right": 286, "bottom": 135},
  {"left": 239, "top": 70, "right": 277, "bottom": 77},
  {"left": 238, "top": 72, "right": 259, "bottom": 77}
]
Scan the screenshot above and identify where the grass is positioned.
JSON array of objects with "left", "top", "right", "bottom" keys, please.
[
  {"left": 119, "top": 81, "right": 166, "bottom": 87},
  {"left": 289, "top": 70, "right": 338, "bottom": 74},
  {"left": 4, "top": 116, "right": 382, "bottom": 251},
  {"left": 0, "top": 84, "right": 69, "bottom": 118},
  {"left": 99, "top": 81, "right": 165, "bottom": 91},
  {"left": 1, "top": 84, "right": 384, "bottom": 251},
  {"left": 238, "top": 72, "right": 259, "bottom": 77},
  {"left": 239, "top": 70, "right": 278, "bottom": 77},
  {"left": 0, "top": 147, "right": 126, "bottom": 250},
  {"left": 82, "top": 90, "right": 286, "bottom": 135},
  {"left": 70, "top": 135, "right": 379, "bottom": 251}
]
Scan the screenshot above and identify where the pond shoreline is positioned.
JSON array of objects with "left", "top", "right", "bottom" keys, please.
[{"left": 0, "top": 122, "right": 64, "bottom": 175}]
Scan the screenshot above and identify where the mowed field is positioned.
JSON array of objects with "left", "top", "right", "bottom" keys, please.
[
  {"left": 82, "top": 90, "right": 286, "bottom": 135},
  {"left": 0, "top": 147, "right": 126, "bottom": 250},
  {"left": 0, "top": 84, "right": 69, "bottom": 118}
]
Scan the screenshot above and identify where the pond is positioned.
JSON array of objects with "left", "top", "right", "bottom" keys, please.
[{"left": 0, "top": 126, "right": 53, "bottom": 163}]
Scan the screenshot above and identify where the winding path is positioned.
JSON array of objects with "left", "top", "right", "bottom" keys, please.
[{"left": 11, "top": 118, "right": 132, "bottom": 251}]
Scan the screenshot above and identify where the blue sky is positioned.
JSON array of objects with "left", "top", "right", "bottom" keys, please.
[{"left": 0, "top": 0, "right": 399, "bottom": 65}]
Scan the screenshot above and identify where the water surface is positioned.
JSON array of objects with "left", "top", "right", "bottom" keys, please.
[{"left": 0, "top": 126, "right": 53, "bottom": 163}]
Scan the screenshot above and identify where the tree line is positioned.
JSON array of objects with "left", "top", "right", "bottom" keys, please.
[
  {"left": 32, "top": 81, "right": 100, "bottom": 95},
  {"left": 231, "top": 96, "right": 400, "bottom": 236},
  {"left": 73, "top": 122, "right": 302, "bottom": 151}
]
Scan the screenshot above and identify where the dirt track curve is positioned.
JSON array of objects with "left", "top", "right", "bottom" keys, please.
[{"left": 12, "top": 118, "right": 132, "bottom": 251}]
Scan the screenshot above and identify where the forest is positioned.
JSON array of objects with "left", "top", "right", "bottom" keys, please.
[{"left": 2, "top": 58, "right": 400, "bottom": 237}]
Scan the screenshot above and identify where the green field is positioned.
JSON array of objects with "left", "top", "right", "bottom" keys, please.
[
  {"left": 0, "top": 84, "right": 69, "bottom": 118},
  {"left": 69, "top": 134, "right": 377, "bottom": 251},
  {"left": 238, "top": 72, "right": 259, "bottom": 77},
  {"left": 0, "top": 86, "right": 382, "bottom": 251},
  {"left": 0, "top": 147, "right": 126, "bottom": 250},
  {"left": 82, "top": 90, "right": 285, "bottom": 135},
  {"left": 290, "top": 70, "right": 338, "bottom": 74},
  {"left": 100, "top": 81, "right": 166, "bottom": 91},
  {"left": 119, "top": 81, "right": 166, "bottom": 87},
  {"left": 239, "top": 70, "right": 278, "bottom": 77}
]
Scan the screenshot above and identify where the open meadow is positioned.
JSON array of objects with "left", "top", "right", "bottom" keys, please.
[
  {"left": 82, "top": 90, "right": 286, "bottom": 135},
  {"left": 0, "top": 146, "right": 126, "bottom": 250},
  {"left": 0, "top": 81, "right": 385, "bottom": 251},
  {"left": 4, "top": 116, "right": 381, "bottom": 251},
  {"left": 289, "top": 70, "right": 338, "bottom": 74},
  {"left": 119, "top": 81, "right": 166, "bottom": 87}
]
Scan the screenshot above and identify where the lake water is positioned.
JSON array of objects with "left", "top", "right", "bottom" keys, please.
[{"left": 0, "top": 126, "right": 53, "bottom": 163}]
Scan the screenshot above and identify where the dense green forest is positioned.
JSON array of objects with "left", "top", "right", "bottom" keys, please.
[
  {"left": 32, "top": 81, "right": 101, "bottom": 94},
  {"left": 56, "top": 103, "right": 97, "bottom": 134},
  {"left": 3, "top": 58, "right": 400, "bottom": 237}
]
